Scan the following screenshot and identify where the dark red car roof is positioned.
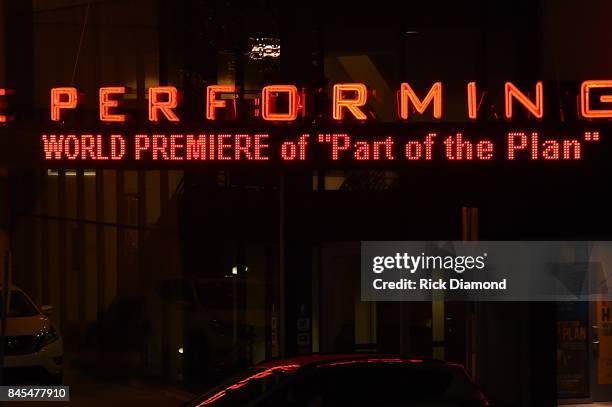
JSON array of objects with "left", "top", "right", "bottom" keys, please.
[
  {"left": 255, "top": 353, "right": 444, "bottom": 369},
  {"left": 190, "top": 354, "right": 475, "bottom": 407}
]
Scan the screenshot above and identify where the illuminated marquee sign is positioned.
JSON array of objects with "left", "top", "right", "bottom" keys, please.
[
  {"left": 0, "top": 80, "right": 610, "bottom": 168},
  {"left": 35, "top": 129, "right": 600, "bottom": 163}
]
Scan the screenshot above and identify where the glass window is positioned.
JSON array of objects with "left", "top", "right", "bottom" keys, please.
[{"left": 0, "top": 290, "right": 39, "bottom": 317}]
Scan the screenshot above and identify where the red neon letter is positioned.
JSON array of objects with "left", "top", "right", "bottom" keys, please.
[
  {"left": 206, "top": 85, "right": 235, "bottom": 120},
  {"left": 467, "top": 82, "right": 478, "bottom": 119},
  {"left": 0, "top": 89, "right": 5, "bottom": 123},
  {"left": 261, "top": 85, "right": 299, "bottom": 121},
  {"left": 51, "top": 87, "right": 78, "bottom": 121},
  {"left": 504, "top": 82, "right": 543, "bottom": 119},
  {"left": 399, "top": 82, "right": 442, "bottom": 120},
  {"left": 149, "top": 87, "right": 179, "bottom": 122},
  {"left": 99, "top": 87, "right": 126, "bottom": 122},
  {"left": 581, "top": 80, "right": 612, "bottom": 118},
  {"left": 332, "top": 83, "right": 368, "bottom": 121}
]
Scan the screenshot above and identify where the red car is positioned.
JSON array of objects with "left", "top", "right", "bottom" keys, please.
[{"left": 186, "top": 354, "right": 490, "bottom": 407}]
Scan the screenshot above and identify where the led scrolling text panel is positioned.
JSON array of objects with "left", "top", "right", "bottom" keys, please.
[{"left": 0, "top": 80, "right": 610, "bottom": 164}]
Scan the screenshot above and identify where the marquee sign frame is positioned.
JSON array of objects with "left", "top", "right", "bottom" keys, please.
[{"left": 0, "top": 80, "right": 610, "bottom": 169}]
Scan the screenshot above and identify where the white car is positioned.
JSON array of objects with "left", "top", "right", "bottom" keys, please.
[{"left": 1, "top": 286, "right": 63, "bottom": 384}]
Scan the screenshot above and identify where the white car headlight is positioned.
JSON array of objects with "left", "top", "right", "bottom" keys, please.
[{"left": 38, "top": 326, "right": 60, "bottom": 348}]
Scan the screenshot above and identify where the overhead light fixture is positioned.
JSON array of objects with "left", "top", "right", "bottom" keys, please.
[
  {"left": 232, "top": 266, "right": 248, "bottom": 275},
  {"left": 47, "top": 169, "right": 96, "bottom": 177},
  {"left": 249, "top": 37, "right": 280, "bottom": 60}
]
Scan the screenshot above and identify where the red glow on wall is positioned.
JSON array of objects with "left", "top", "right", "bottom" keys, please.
[
  {"left": 0, "top": 88, "right": 13, "bottom": 123},
  {"left": 51, "top": 87, "right": 78, "bottom": 121},
  {"left": 398, "top": 82, "right": 442, "bottom": 120},
  {"left": 148, "top": 87, "right": 180, "bottom": 122},
  {"left": 581, "top": 80, "right": 612, "bottom": 118},
  {"left": 332, "top": 83, "right": 368, "bottom": 121},
  {"left": 504, "top": 82, "right": 543, "bottom": 119},
  {"left": 99, "top": 87, "right": 127, "bottom": 122}
]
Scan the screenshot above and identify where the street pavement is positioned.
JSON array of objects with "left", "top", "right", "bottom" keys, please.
[{"left": 4, "top": 351, "right": 195, "bottom": 406}]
